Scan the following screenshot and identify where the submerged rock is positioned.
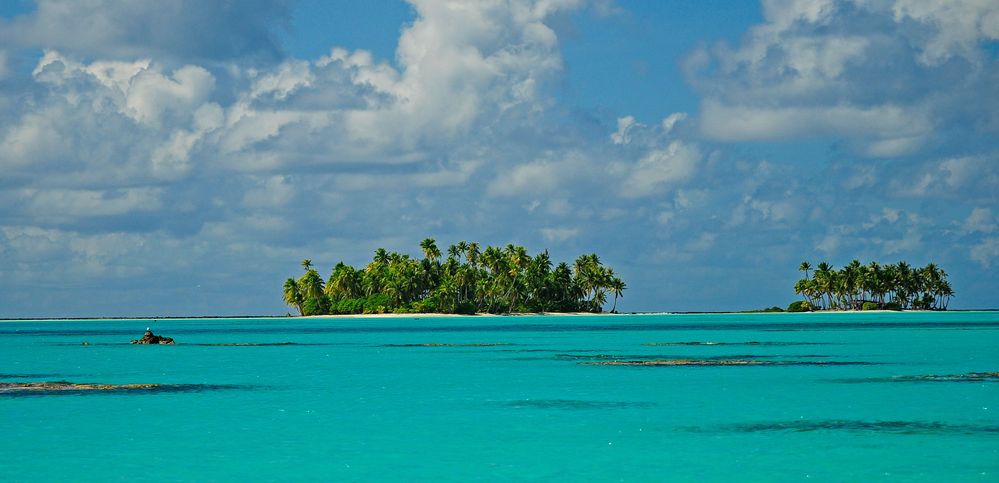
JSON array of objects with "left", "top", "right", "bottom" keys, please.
[
  {"left": 582, "top": 359, "right": 877, "bottom": 366},
  {"left": 0, "top": 381, "right": 252, "bottom": 396},
  {"left": 0, "top": 381, "right": 160, "bottom": 393},
  {"left": 584, "top": 359, "right": 767, "bottom": 366},
  {"left": 131, "top": 329, "right": 175, "bottom": 345}
]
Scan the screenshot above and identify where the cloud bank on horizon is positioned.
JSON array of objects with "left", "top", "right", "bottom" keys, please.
[{"left": 0, "top": 0, "right": 996, "bottom": 316}]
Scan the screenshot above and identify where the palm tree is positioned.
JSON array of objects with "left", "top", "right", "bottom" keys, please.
[
  {"left": 794, "top": 279, "right": 815, "bottom": 308},
  {"left": 799, "top": 261, "right": 812, "bottom": 281},
  {"left": 609, "top": 275, "right": 626, "bottom": 313},
  {"left": 865, "top": 261, "right": 884, "bottom": 308},
  {"left": 792, "top": 259, "right": 953, "bottom": 311},
  {"left": 883, "top": 263, "right": 899, "bottom": 306},
  {"left": 937, "top": 280, "right": 954, "bottom": 310},
  {"left": 573, "top": 254, "right": 611, "bottom": 312},
  {"left": 326, "top": 263, "right": 361, "bottom": 301},
  {"left": 299, "top": 268, "right": 325, "bottom": 302},
  {"left": 814, "top": 262, "right": 834, "bottom": 309},
  {"left": 549, "top": 262, "right": 577, "bottom": 312},
  {"left": 503, "top": 244, "right": 529, "bottom": 312},
  {"left": 901, "top": 262, "right": 915, "bottom": 307},
  {"left": 465, "top": 243, "right": 480, "bottom": 267},
  {"left": 283, "top": 278, "right": 304, "bottom": 316},
  {"left": 446, "top": 244, "right": 461, "bottom": 262},
  {"left": 284, "top": 239, "right": 625, "bottom": 315},
  {"left": 420, "top": 238, "right": 441, "bottom": 263},
  {"left": 525, "top": 250, "right": 553, "bottom": 311},
  {"left": 844, "top": 259, "right": 863, "bottom": 308}
]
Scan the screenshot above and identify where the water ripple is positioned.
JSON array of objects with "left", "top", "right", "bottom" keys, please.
[
  {"left": 829, "top": 372, "right": 999, "bottom": 383},
  {"left": 685, "top": 419, "right": 999, "bottom": 435}
]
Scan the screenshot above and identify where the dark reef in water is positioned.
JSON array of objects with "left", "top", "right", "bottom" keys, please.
[
  {"left": 379, "top": 343, "right": 511, "bottom": 347},
  {"left": 500, "top": 399, "right": 658, "bottom": 410},
  {"left": 582, "top": 359, "right": 878, "bottom": 366},
  {"left": 585, "top": 359, "right": 768, "bottom": 366},
  {"left": 131, "top": 329, "right": 174, "bottom": 345},
  {"left": 685, "top": 419, "right": 999, "bottom": 435},
  {"left": 644, "top": 341, "right": 834, "bottom": 346},
  {"left": 0, "top": 381, "right": 252, "bottom": 397},
  {"left": 1, "top": 381, "right": 159, "bottom": 393},
  {"left": 830, "top": 372, "right": 999, "bottom": 383}
]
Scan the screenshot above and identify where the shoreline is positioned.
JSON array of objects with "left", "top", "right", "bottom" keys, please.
[{"left": 2, "top": 309, "right": 997, "bottom": 322}]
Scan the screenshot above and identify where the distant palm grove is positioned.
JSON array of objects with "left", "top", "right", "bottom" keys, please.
[
  {"left": 792, "top": 260, "right": 954, "bottom": 311},
  {"left": 282, "top": 239, "right": 626, "bottom": 316}
]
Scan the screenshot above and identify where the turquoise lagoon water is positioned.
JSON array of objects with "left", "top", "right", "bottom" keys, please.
[{"left": 1, "top": 312, "right": 998, "bottom": 481}]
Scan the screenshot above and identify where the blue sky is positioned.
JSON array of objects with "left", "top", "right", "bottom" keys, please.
[{"left": 1, "top": 0, "right": 997, "bottom": 317}]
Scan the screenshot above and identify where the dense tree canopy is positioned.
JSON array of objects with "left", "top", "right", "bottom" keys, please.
[
  {"left": 792, "top": 260, "right": 954, "bottom": 311},
  {"left": 282, "top": 239, "right": 626, "bottom": 316}
]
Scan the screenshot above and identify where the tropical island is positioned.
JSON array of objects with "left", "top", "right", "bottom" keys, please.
[
  {"left": 282, "top": 239, "right": 626, "bottom": 316},
  {"left": 788, "top": 260, "right": 954, "bottom": 311}
]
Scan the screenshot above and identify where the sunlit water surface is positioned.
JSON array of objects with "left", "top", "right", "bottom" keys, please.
[{"left": 2, "top": 312, "right": 998, "bottom": 481}]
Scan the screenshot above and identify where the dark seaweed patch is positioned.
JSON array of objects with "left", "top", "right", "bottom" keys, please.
[
  {"left": 829, "top": 372, "right": 999, "bottom": 383},
  {"left": 500, "top": 399, "right": 657, "bottom": 410},
  {"left": 0, "top": 381, "right": 256, "bottom": 397},
  {"left": 684, "top": 419, "right": 999, "bottom": 435},
  {"left": 645, "top": 341, "right": 835, "bottom": 347},
  {"left": 582, "top": 359, "right": 880, "bottom": 366},
  {"left": 379, "top": 343, "right": 512, "bottom": 347}
]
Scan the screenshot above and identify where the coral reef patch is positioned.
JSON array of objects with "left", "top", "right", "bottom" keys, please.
[
  {"left": 582, "top": 359, "right": 878, "bottom": 366},
  {"left": 0, "top": 381, "right": 250, "bottom": 396}
]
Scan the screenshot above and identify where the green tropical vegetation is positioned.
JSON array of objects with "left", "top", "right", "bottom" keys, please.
[
  {"left": 282, "top": 239, "right": 626, "bottom": 316},
  {"left": 791, "top": 260, "right": 954, "bottom": 311}
]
